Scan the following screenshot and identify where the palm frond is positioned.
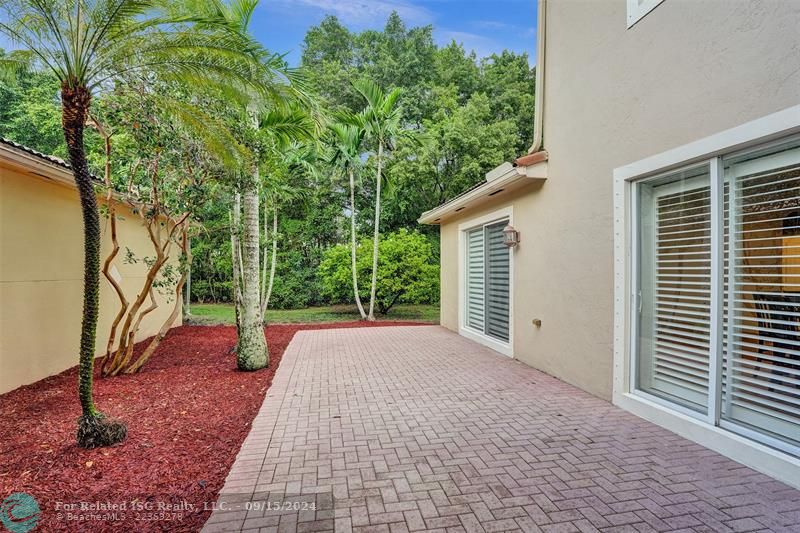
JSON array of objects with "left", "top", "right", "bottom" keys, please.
[{"left": 0, "top": 49, "right": 34, "bottom": 85}]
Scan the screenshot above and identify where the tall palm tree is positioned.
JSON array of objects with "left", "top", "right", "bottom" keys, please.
[
  {"left": 232, "top": 99, "right": 312, "bottom": 370},
  {"left": 327, "top": 123, "right": 367, "bottom": 319},
  {"left": 350, "top": 79, "right": 403, "bottom": 321},
  {"left": 259, "top": 143, "right": 314, "bottom": 318},
  {"left": 193, "top": 0, "right": 313, "bottom": 371},
  {"left": 0, "top": 0, "right": 266, "bottom": 448}
]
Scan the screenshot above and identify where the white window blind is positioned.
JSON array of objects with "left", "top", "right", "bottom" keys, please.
[
  {"left": 466, "top": 228, "right": 485, "bottom": 332},
  {"left": 722, "top": 142, "right": 800, "bottom": 449},
  {"left": 486, "top": 222, "right": 510, "bottom": 342},
  {"left": 638, "top": 170, "right": 711, "bottom": 412},
  {"left": 465, "top": 220, "right": 510, "bottom": 343}
]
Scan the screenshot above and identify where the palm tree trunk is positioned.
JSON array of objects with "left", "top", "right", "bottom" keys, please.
[
  {"left": 261, "top": 205, "right": 278, "bottom": 317},
  {"left": 237, "top": 182, "right": 269, "bottom": 371},
  {"left": 61, "top": 84, "right": 126, "bottom": 448},
  {"left": 260, "top": 197, "right": 269, "bottom": 312},
  {"left": 367, "top": 142, "right": 383, "bottom": 321},
  {"left": 184, "top": 235, "right": 191, "bottom": 317},
  {"left": 231, "top": 191, "right": 243, "bottom": 332},
  {"left": 349, "top": 168, "right": 367, "bottom": 319}
]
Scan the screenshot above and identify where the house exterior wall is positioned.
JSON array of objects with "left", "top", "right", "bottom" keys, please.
[
  {"left": 439, "top": 0, "right": 800, "bottom": 400},
  {"left": 0, "top": 162, "right": 182, "bottom": 394}
]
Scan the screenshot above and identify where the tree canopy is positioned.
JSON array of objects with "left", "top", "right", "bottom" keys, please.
[{"left": 0, "top": 10, "right": 535, "bottom": 311}]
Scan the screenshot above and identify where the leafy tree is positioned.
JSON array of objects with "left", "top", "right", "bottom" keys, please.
[
  {"left": 319, "top": 229, "right": 438, "bottom": 314},
  {"left": 384, "top": 90, "right": 518, "bottom": 230},
  {"left": 301, "top": 15, "right": 353, "bottom": 67},
  {"left": 481, "top": 51, "right": 535, "bottom": 153},
  {"left": 0, "top": 57, "right": 67, "bottom": 157},
  {"left": 0, "top": 0, "right": 266, "bottom": 448}
]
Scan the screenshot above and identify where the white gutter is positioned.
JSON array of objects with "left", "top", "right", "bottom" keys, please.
[{"left": 528, "top": 0, "right": 546, "bottom": 154}]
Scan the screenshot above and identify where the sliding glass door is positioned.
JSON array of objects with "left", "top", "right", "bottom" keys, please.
[
  {"left": 635, "top": 137, "right": 800, "bottom": 455},
  {"left": 465, "top": 221, "right": 510, "bottom": 343},
  {"left": 637, "top": 166, "right": 711, "bottom": 414},
  {"left": 722, "top": 141, "right": 800, "bottom": 450}
]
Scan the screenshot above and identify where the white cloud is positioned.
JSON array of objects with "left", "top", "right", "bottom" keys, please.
[
  {"left": 436, "top": 29, "right": 502, "bottom": 58},
  {"left": 273, "top": 0, "right": 434, "bottom": 27}
]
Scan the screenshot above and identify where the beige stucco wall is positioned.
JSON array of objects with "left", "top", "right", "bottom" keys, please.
[
  {"left": 439, "top": 0, "right": 800, "bottom": 400},
  {"left": 0, "top": 162, "right": 182, "bottom": 394}
]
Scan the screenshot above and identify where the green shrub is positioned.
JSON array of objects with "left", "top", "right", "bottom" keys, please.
[{"left": 319, "top": 229, "right": 439, "bottom": 314}]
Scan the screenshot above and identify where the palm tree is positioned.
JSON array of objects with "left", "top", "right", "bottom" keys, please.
[
  {"left": 233, "top": 101, "right": 312, "bottom": 370},
  {"left": 0, "top": 0, "right": 266, "bottom": 448},
  {"left": 260, "top": 143, "right": 314, "bottom": 318},
  {"left": 327, "top": 123, "right": 367, "bottom": 319},
  {"left": 350, "top": 79, "right": 403, "bottom": 321}
]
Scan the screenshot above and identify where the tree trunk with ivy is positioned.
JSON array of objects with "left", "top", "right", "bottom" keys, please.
[
  {"left": 237, "top": 181, "right": 268, "bottom": 371},
  {"left": 61, "top": 83, "right": 126, "bottom": 448}
]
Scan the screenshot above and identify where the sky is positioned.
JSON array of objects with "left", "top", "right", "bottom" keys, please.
[
  {"left": 250, "top": 0, "right": 538, "bottom": 65},
  {"left": 0, "top": 1, "right": 537, "bottom": 66}
]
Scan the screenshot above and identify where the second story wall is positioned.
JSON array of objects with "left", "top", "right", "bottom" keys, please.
[{"left": 511, "top": 0, "right": 799, "bottom": 399}]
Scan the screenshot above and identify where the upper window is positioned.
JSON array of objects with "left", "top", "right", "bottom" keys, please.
[{"left": 627, "top": 0, "right": 665, "bottom": 28}]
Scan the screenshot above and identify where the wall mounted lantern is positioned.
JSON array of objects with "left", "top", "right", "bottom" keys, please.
[{"left": 502, "top": 224, "right": 520, "bottom": 248}]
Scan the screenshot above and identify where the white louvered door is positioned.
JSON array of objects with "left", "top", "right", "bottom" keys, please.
[{"left": 722, "top": 142, "right": 800, "bottom": 450}]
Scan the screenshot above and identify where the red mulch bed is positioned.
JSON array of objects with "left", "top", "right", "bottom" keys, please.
[{"left": 0, "top": 321, "right": 427, "bottom": 532}]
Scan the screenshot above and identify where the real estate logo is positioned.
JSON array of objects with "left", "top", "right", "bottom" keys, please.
[{"left": 0, "top": 493, "right": 40, "bottom": 533}]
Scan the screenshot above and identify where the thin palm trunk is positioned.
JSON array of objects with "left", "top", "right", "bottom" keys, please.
[
  {"left": 61, "top": 84, "right": 126, "bottom": 448},
  {"left": 184, "top": 235, "right": 191, "bottom": 317},
  {"left": 367, "top": 142, "right": 383, "bottom": 320},
  {"left": 231, "top": 191, "right": 243, "bottom": 332},
  {"left": 260, "top": 198, "right": 269, "bottom": 312},
  {"left": 237, "top": 183, "right": 268, "bottom": 370},
  {"left": 349, "top": 168, "right": 366, "bottom": 319},
  {"left": 261, "top": 205, "right": 278, "bottom": 317}
]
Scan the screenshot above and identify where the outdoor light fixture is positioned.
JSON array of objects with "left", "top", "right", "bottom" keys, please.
[{"left": 502, "top": 224, "right": 520, "bottom": 247}]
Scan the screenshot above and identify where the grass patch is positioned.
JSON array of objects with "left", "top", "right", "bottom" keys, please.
[{"left": 187, "top": 303, "right": 440, "bottom": 325}]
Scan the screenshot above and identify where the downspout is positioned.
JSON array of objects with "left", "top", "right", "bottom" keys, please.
[{"left": 528, "top": 0, "right": 546, "bottom": 154}]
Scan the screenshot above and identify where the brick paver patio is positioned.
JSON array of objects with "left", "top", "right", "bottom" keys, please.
[{"left": 203, "top": 326, "right": 800, "bottom": 533}]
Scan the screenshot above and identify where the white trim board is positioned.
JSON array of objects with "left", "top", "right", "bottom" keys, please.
[
  {"left": 612, "top": 105, "right": 800, "bottom": 490},
  {"left": 627, "top": 0, "right": 664, "bottom": 29},
  {"left": 458, "top": 206, "right": 515, "bottom": 358}
]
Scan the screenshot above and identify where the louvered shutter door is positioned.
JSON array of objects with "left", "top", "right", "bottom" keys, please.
[
  {"left": 647, "top": 180, "right": 711, "bottom": 411},
  {"left": 486, "top": 222, "right": 510, "bottom": 341},
  {"left": 466, "top": 228, "right": 485, "bottom": 332},
  {"left": 722, "top": 144, "right": 800, "bottom": 447}
]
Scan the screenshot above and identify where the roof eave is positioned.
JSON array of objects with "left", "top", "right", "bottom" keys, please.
[
  {"left": 419, "top": 157, "right": 548, "bottom": 225},
  {"left": 0, "top": 141, "right": 78, "bottom": 188}
]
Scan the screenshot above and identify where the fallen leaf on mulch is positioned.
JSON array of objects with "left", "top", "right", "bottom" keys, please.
[{"left": 0, "top": 321, "right": 426, "bottom": 532}]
